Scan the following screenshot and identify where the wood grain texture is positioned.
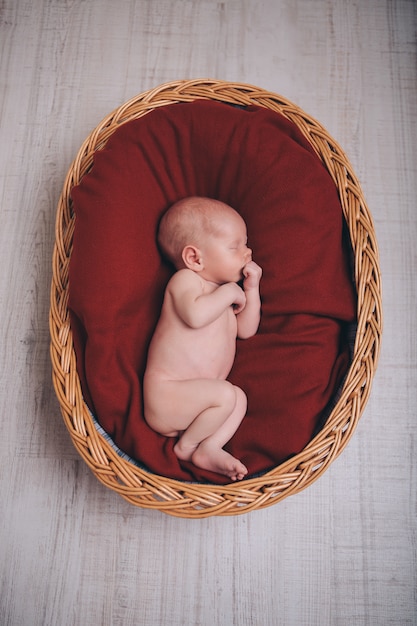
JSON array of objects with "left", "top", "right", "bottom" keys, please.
[{"left": 0, "top": 1, "right": 415, "bottom": 624}]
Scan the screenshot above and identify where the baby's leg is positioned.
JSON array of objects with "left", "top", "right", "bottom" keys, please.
[
  {"left": 145, "top": 377, "right": 248, "bottom": 481},
  {"left": 174, "top": 384, "right": 248, "bottom": 481},
  {"left": 171, "top": 379, "right": 239, "bottom": 457},
  {"left": 191, "top": 386, "right": 248, "bottom": 481}
]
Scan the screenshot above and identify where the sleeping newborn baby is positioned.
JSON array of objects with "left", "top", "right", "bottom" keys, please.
[{"left": 143, "top": 196, "right": 262, "bottom": 481}]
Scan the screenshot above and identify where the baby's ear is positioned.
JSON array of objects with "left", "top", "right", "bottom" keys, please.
[{"left": 182, "top": 245, "right": 203, "bottom": 271}]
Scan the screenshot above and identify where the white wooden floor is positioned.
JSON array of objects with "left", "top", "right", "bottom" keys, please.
[{"left": 1, "top": 1, "right": 416, "bottom": 624}]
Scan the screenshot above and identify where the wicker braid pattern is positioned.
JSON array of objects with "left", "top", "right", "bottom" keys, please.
[{"left": 50, "top": 79, "right": 382, "bottom": 517}]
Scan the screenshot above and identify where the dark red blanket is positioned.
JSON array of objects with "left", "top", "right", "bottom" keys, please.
[{"left": 69, "top": 100, "right": 356, "bottom": 483}]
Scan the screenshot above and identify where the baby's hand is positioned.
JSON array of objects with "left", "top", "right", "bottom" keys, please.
[
  {"left": 242, "top": 261, "right": 262, "bottom": 291},
  {"left": 231, "top": 283, "right": 246, "bottom": 314}
]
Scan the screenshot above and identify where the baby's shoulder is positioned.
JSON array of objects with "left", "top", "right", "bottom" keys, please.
[{"left": 167, "top": 269, "right": 203, "bottom": 293}]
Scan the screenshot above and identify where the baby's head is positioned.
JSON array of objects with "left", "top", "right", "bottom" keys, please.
[{"left": 158, "top": 197, "right": 243, "bottom": 269}]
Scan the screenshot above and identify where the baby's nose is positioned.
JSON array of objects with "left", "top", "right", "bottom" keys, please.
[{"left": 245, "top": 247, "right": 252, "bottom": 261}]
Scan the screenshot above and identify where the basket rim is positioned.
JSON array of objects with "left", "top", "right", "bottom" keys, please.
[{"left": 49, "top": 78, "right": 383, "bottom": 517}]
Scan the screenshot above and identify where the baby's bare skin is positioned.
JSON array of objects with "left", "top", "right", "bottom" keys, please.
[
  {"left": 145, "top": 273, "right": 238, "bottom": 383},
  {"left": 143, "top": 199, "right": 262, "bottom": 481}
]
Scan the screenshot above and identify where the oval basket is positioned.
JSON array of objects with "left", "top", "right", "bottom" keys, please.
[{"left": 49, "top": 79, "right": 382, "bottom": 517}]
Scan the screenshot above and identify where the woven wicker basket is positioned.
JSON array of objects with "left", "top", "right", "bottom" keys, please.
[{"left": 50, "top": 79, "right": 382, "bottom": 517}]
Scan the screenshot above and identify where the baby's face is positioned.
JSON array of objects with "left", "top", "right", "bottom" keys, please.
[{"left": 199, "top": 212, "right": 252, "bottom": 284}]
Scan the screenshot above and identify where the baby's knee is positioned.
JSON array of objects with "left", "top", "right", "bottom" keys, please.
[
  {"left": 219, "top": 381, "right": 239, "bottom": 413},
  {"left": 233, "top": 385, "right": 248, "bottom": 413}
]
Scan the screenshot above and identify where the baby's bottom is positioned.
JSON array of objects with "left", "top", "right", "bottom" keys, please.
[{"left": 144, "top": 377, "right": 248, "bottom": 481}]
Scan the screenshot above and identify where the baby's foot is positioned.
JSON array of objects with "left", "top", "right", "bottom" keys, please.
[
  {"left": 173, "top": 440, "right": 198, "bottom": 462},
  {"left": 192, "top": 445, "right": 248, "bottom": 481}
]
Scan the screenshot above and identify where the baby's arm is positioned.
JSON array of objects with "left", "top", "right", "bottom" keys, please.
[
  {"left": 236, "top": 261, "right": 262, "bottom": 339},
  {"left": 168, "top": 270, "right": 246, "bottom": 329}
]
